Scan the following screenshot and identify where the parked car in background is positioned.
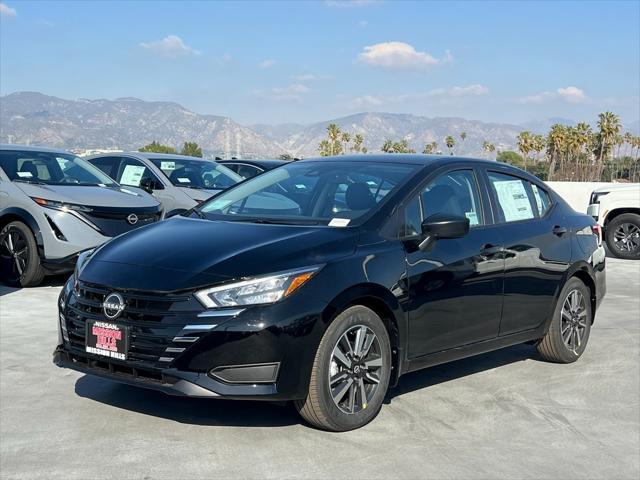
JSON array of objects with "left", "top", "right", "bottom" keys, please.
[
  {"left": 0, "top": 145, "right": 162, "bottom": 287},
  {"left": 218, "top": 158, "right": 289, "bottom": 179},
  {"left": 87, "top": 152, "right": 242, "bottom": 217},
  {"left": 587, "top": 183, "right": 640, "bottom": 259},
  {"left": 54, "top": 155, "right": 605, "bottom": 431}
]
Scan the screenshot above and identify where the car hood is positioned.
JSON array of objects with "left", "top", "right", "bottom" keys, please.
[
  {"left": 178, "top": 187, "right": 221, "bottom": 202},
  {"left": 592, "top": 183, "right": 640, "bottom": 194},
  {"left": 14, "top": 183, "right": 159, "bottom": 208},
  {"left": 80, "top": 216, "right": 358, "bottom": 291}
]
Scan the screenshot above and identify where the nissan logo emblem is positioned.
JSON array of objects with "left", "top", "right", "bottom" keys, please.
[
  {"left": 126, "top": 214, "right": 139, "bottom": 225},
  {"left": 103, "top": 292, "right": 125, "bottom": 320}
]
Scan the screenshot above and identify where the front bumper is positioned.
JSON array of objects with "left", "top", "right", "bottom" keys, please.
[{"left": 54, "top": 278, "right": 329, "bottom": 401}]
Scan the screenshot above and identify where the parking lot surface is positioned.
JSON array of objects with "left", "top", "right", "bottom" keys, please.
[{"left": 1, "top": 258, "right": 638, "bottom": 479}]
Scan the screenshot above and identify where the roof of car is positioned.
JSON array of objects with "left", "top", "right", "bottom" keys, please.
[
  {"left": 0, "top": 143, "right": 72, "bottom": 154},
  {"left": 218, "top": 158, "right": 290, "bottom": 168},
  {"left": 120, "top": 152, "right": 213, "bottom": 161},
  {"left": 300, "top": 153, "right": 499, "bottom": 167}
]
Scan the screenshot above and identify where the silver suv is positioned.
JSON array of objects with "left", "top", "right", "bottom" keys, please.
[
  {"left": 87, "top": 152, "right": 242, "bottom": 216},
  {"left": 0, "top": 145, "right": 162, "bottom": 287}
]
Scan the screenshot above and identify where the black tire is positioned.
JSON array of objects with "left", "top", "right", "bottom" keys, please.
[
  {"left": 0, "top": 221, "right": 45, "bottom": 287},
  {"left": 605, "top": 213, "right": 640, "bottom": 260},
  {"left": 295, "top": 305, "right": 392, "bottom": 432},
  {"left": 537, "top": 277, "right": 592, "bottom": 363}
]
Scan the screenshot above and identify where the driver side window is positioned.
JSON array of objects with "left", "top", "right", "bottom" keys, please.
[
  {"left": 118, "top": 158, "right": 163, "bottom": 190},
  {"left": 400, "top": 169, "right": 483, "bottom": 238}
]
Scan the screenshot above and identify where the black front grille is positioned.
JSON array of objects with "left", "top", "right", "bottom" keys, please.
[
  {"left": 64, "top": 281, "right": 192, "bottom": 368},
  {"left": 79, "top": 206, "right": 161, "bottom": 237}
]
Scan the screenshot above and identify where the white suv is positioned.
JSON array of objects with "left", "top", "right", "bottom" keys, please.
[{"left": 587, "top": 184, "right": 640, "bottom": 259}]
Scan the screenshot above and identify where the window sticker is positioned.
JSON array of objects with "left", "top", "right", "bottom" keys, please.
[
  {"left": 177, "top": 177, "right": 191, "bottom": 183},
  {"left": 120, "top": 165, "right": 145, "bottom": 187},
  {"left": 17, "top": 171, "right": 33, "bottom": 178},
  {"left": 493, "top": 180, "right": 534, "bottom": 221},
  {"left": 465, "top": 211, "right": 479, "bottom": 226},
  {"left": 56, "top": 158, "right": 71, "bottom": 170},
  {"left": 329, "top": 218, "right": 350, "bottom": 227},
  {"left": 160, "top": 161, "right": 176, "bottom": 171}
]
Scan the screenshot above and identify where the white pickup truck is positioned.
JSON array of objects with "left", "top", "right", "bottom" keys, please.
[{"left": 587, "top": 184, "right": 640, "bottom": 259}]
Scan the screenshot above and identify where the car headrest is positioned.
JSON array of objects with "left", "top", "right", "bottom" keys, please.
[
  {"left": 346, "top": 182, "right": 376, "bottom": 211},
  {"left": 19, "top": 160, "right": 39, "bottom": 177}
]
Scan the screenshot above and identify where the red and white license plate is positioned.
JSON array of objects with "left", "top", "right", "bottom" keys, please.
[{"left": 85, "top": 320, "right": 129, "bottom": 361}]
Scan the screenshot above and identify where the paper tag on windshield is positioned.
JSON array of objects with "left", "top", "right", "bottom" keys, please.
[
  {"left": 329, "top": 218, "right": 350, "bottom": 227},
  {"left": 177, "top": 177, "right": 190, "bottom": 183},
  {"left": 17, "top": 171, "right": 33, "bottom": 178},
  {"left": 160, "top": 161, "right": 175, "bottom": 171}
]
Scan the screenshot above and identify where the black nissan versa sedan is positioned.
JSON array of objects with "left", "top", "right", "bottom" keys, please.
[{"left": 54, "top": 155, "right": 606, "bottom": 431}]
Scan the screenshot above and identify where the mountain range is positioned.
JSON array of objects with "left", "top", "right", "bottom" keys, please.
[{"left": 1, "top": 92, "right": 637, "bottom": 159}]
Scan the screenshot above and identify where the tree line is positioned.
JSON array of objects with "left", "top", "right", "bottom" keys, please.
[{"left": 316, "top": 112, "right": 640, "bottom": 182}]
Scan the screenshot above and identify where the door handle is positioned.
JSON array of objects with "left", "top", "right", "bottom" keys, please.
[
  {"left": 552, "top": 226, "right": 568, "bottom": 236},
  {"left": 480, "top": 244, "right": 504, "bottom": 256}
]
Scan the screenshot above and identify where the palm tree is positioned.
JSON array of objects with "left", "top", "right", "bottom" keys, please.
[
  {"left": 445, "top": 135, "right": 455, "bottom": 155},
  {"left": 531, "top": 134, "right": 545, "bottom": 163},
  {"left": 460, "top": 131, "right": 467, "bottom": 152},
  {"left": 381, "top": 139, "right": 394, "bottom": 153},
  {"left": 517, "top": 131, "right": 532, "bottom": 171},
  {"left": 482, "top": 141, "right": 495, "bottom": 159},
  {"left": 341, "top": 132, "right": 351, "bottom": 154},
  {"left": 546, "top": 124, "right": 566, "bottom": 181},
  {"left": 327, "top": 123, "right": 343, "bottom": 156},
  {"left": 423, "top": 143, "right": 435, "bottom": 154},
  {"left": 353, "top": 133, "right": 364, "bottom": 153},
  {"left": 595, "top": 111, "right": 621, "bottom": 180}
]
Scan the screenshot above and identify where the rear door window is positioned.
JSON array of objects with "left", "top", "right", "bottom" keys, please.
[
  {"left": 488, "top": 172, "right": 535, "bottom": 222},
  {"left": 531, "top": 183, "right": 552, "bottom": 216}
]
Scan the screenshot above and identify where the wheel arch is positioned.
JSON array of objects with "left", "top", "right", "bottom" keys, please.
[
  {"left": 604, "top": 208, "right": 640, "bottom": 226},
  {"left": 566, "top": 264, "right": 597, "bottom": 324},
  {"left": 322, "top": 283, "right": 404, "bottom": 387},
  {"left": 0, "top": 208, "right": 44, "bottom": 250}
]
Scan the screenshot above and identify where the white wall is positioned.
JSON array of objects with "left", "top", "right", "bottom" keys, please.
[{"left": 545, "top": 182, "right": 613, "bottom": 213}]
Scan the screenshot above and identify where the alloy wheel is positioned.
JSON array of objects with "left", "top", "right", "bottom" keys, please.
[
  {"left": 0, "top": 227, "right": 29, "bottom": 279},
  {"left": 613, "top": 222, "right": 640, "bottom": 254},
  {"left": 328, "top": 325, "right": 383, "bottom": 414},
  {"left": 560, "top": 289, "right": 588, "bottom": 353}
]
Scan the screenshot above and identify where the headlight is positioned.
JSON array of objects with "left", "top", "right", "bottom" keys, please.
[
  {"left": 31, "top": 197, "right": 92, "bottom": 212},
  {"left": 195, "top": 266, "right": 321, "bottom": 308},
  {"left": 73, "top": 248, "right": 95, "bottom": 285}
]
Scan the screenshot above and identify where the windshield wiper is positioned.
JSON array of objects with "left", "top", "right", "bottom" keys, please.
[
  {"left": 230, "top": 217, "right": 319, "bottom": 225},
  {"left": 13, "top": 178, "right": 47, "bottom": 185}
]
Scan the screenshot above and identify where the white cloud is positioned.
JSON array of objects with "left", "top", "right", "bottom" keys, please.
[
  {"left": 140, "top": 35, "right": 200, "bottom": 58},
  {"left": 349, "top": 95, "right": 385, "bottom": 109},
  {"left": 358, "top": 20, "right": 369, "bottom": 28},
  {"left": 259, "top": 59, "right": 275, "bottom": 69},
  {"left": 358, "top": 42, "right": 452, "bottom": 70},
  {"left": 254, "top": 83, "right": 311, "bottom": 101},
  {"left": 557, "top": 86, "right": 586, "bottom": 103},
  {"left": 427, "top": 84, "right": 489, "bottom": 98},
  {"left": 519, "top": 86, "right": 587, "bottom": 104},
  {"left": 0, "top": 3, "right": 17, "bottom": 16}
]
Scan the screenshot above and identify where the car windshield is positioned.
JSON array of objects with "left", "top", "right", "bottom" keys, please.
[
  {"left": 0, "top": 150, "right": 118, "bottom": 186},
  {"left": 197, "top": 160, "right": 419, "bottom": 225},
  {"left": 150, "top": 158, "right": 242, "bottom": 190}
]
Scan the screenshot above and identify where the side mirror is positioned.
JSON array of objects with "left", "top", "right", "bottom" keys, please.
[
  {"left": 419, "top": 214, "right": 470, "bottom": 251},
  {"left": 139, "top": 177, "right": 155, "bottom": 194}
]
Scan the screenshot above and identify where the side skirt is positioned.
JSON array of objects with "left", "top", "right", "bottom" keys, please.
[{"left": 404, "top": 328, "right": 544, "bottom": 374}]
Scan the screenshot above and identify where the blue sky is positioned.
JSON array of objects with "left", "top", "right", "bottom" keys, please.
[{"left": 1, "top": 0, "right": 638, "bottom": 125}]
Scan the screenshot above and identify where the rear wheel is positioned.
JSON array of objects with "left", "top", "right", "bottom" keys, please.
[
  {"left": 295, "top": 305, "right": 391, "bottom": 431},
  {"left": 537, "top": 277, "right": 592, "bottom": 363},
  {"left": 0, "top": 221, "right": 45, "bottom": 287},
  {"left": 606, "top": 213, "right": 640, "bottom": 260}
]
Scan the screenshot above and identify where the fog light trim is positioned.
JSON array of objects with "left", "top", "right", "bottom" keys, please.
[{"left": 208, "top": 362, "right": 280, "bottom": 384}]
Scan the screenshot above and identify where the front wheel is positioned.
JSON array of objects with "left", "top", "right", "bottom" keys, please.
[
  {"left": 537, "top": 277, "right": 592, "bottom": 363},
  {"left": 0, "top": 221, "right": 45, "bottom": 287},
  {"left": 295, "top": 305, "right": 392, "bottom": 431},
  {"left": 606, "top": 213, "right": 640, "bottom": 260}
]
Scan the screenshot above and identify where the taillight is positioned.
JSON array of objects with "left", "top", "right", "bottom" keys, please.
[{"left": 591, "top": 224, "right": 602, "bottom": 245}]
